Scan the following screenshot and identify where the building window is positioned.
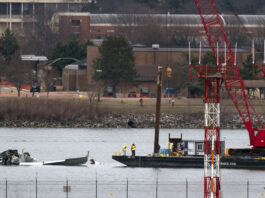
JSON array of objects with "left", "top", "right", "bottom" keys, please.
[
  {"left": 91, "top": 34, "right": 106, "bottom": 39},
  {"left": 71, "top": 20, "right": 80, "bottom": 27},
  {"left": 0, "top": 3, "right": 8, "bottom": 15},
  {"left": 107, "top": 29, "right": 115, "bottom": 33},
  {"left": 97, "top": 29, "right": 101, "bottom": 32},
  {"left": 197, "top": 143, "right": 204, "bottom": 152},
  {"left": 73, "top": 32, "right": 80, "bottom": 38},
  {"left": 12, "top": 3, "right": 21, "bottom": 15},
  {"left": 23, "top": 3, "right": 32, "bottom": 15}
]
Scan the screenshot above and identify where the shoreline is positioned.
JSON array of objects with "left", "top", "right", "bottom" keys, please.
[{"left": 0, "top": 113, "right": 262, "bottom": 129}]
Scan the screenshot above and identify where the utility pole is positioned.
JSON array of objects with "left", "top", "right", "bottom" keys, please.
[{"left": 154, "top": 66, "right": 163, "bottom": 155}]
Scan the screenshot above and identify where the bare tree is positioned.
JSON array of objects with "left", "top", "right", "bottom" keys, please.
[
  {"left": 117, "top": 14, "right": 168, "bottom": 46},
  {"left": 20, "top": 4, "right": 59, "bottom": 56},
  {"left": 5, "top": 58, "right": 31, "bottom": 97},
  {"left": 115, "top": 1, "right": 156, "bottom": 14},
  {"left": 171, "top": 25, "right": 199, "bottom": 47},
  {"left": 225, "top": 24, "right": 250, "bottom": 48},
  {"left": 87, "top": 84, "right": 98, "bottom": 104},
  {"left": 40, "top": 65, "right": 57, "bottom": 97}
]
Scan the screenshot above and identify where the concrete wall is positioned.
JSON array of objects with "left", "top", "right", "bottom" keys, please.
[
  {"left": 86, "top": 46, "right": 100, "bottom": 86},
  {"left": 62, "top": 68, "right": 87, "bottom": 91}
]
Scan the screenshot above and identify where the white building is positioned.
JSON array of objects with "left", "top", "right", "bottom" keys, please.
[{"left": 0, "top": 0, "right": 94, "bottom": 33}]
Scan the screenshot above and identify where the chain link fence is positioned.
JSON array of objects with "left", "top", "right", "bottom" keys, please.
[{"left": 0, "top": 179, "right": 264, "bottom": 198}]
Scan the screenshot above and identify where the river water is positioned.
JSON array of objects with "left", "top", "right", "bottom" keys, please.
[{"left": 0, "top": 128, "right": 264, "bottom": 198}]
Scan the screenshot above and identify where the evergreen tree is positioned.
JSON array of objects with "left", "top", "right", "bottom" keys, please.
[
  {"left": 0, "top": 28, "right": 19, "bottom": 63},
  {"left": 202, "top": 51, "right": 216, "bottom": 66},
  {"left": 49, "top": 38, "right": 93, "bottom": 74},
  {"left": 240, "top": 54, "right": 253, "bottom": 80},
  {"left": 93, "top": 36, "right": 137, "bottom": 97},
  {"left": 133, "top": 0, "right": 159, "bottom": 8},
  {"left": 169, "top": 0, "right": 183, "bottom": 10}
]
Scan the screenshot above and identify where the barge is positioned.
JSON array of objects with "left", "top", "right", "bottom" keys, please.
[
  {"left": 112, "top": 155, "right": 265, "bottom": 169},
  {"left": 112, "top": 134, "right": 265, "bottom": 169}
]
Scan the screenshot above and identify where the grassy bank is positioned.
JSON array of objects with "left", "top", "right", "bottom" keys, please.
[
  {"left": 0, "top": 98, "right": 104, "bottom": 122},
  {"left": 0, "top": 97, "right": 264, "bottom": 122},
  {"left": 97, "top": 97, "right": 265, "bottom": 114}
]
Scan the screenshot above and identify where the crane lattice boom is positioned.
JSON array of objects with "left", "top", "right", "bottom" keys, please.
[{"left": 194, "top": 0, "right": 265, "bottom": 148}]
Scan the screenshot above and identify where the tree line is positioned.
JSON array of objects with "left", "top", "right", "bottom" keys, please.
[
  {"left": 84, "top": 0, "right": 265, "bottom": 15},
  {"left": 0, "top": 27, "right": 257, "bottom": 98},
  {"left": 0, "top": 29, "right": 91, "bottom": 96}
]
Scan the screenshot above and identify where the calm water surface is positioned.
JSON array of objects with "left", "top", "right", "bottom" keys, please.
[
  {"left": 0, "top": 128, "right": 265, "bottom": 198},
  {"left": 0, "top": 128, "right": 262, "bottom": 182}
]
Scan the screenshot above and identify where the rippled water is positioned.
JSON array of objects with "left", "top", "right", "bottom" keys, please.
[{"left": 0, "top": 128, "right": 264, "bottom": 198}]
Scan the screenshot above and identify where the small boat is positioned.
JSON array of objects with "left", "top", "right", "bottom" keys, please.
[{"left": 0, "top": 150, "right": 89, "bottom": 166}]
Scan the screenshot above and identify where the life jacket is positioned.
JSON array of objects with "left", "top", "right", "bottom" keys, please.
[
  {"left": 131, "top": 145, "right": 136, "bottom": 151},
  {"left": 122, "top": 145, "right": 127, "bottom": 151}
]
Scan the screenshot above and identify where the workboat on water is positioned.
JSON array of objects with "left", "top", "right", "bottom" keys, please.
[
  {"left": 112, "top": 155, "right": 265, "bottom": 169},
  {"left": 0, "top": 150, "right": 89, "bottom": 166},
  {"left": 112, "top": 133, "right": 265, "bottom": 169}
]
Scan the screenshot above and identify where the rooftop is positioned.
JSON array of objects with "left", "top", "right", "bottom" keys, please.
[
  {"left": 133, "top": 47, "right": 250, "bottom": 53},
  {"left": 89, "top": 14, "right": 265, "bottom": 27}
]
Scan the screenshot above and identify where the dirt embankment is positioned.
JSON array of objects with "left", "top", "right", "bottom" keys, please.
[{"left": 0, "top": 113, "right": 263, "bottom": 129}]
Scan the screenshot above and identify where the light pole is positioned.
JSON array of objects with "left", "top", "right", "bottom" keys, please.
[
  {"left": 166, "top": 67, "right": 172, "bottom": 99},
  {"left": 96, "top": 69, "right": 102, "bottom": 102}
]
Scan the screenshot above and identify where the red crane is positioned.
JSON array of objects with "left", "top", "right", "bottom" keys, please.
[
  {"left": 190, "top": 0, "right": 265, "bottom": 197},
  {"left": 193, "top": 0, "right": 265, "bottom": 150}
]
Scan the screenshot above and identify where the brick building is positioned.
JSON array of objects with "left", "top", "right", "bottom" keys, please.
[
  {"left": 78, "top": 46, "right": 250, "bottom": 97},
  {"left": 53, "top": 13, "right": 265, "bottom": 45}
]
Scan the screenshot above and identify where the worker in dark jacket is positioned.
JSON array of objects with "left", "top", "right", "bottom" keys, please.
[{"left": 131, "top": 144, "right": 136, "bottom": 157}]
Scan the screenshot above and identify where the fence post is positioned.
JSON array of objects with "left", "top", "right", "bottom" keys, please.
[
  {"left": 66, "top": 178, "right": 68, "bottom": 198},
  {"left": 186, "top": 179, "right": 188, "bottom": 198},
  {"left": 36, "top": 176, "right": 38, "bottom": 198},
  {"left": 156, "top": 176, "right": 158, "bottom": 198},
  {"left": 5, "top": 178, "right": 7, "bottom": 198},
  {"left": 126, "top": 179, "right": 128, "bottom": 198},
  {"left": 95, "top": 176, "right": 97, "bottom": 198},
  {"left": 247, "top": 180, "right": 249, "bottom": 198}
]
